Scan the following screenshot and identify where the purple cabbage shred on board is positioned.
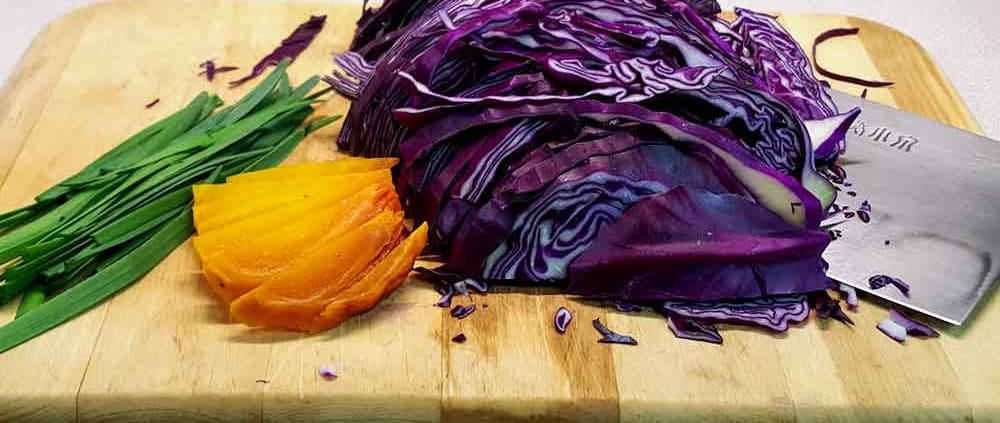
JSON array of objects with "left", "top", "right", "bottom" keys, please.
[
  {"left": 554, "top": 307, "right": 573, "bottom": 334},
  {"left": 661, "top": 295, "right": 809, "bottom": 332},
  {"left": 450, "top": 278, "right": 487, "bottom": 300},
  {"left": 230, "top": 15, "right": 326, "bottom": 87},
  {"left": 145, "top": 98, "right": 160, "bottom": 108},
  {"left": 450, "top": 304, "right": 476, "bottom": 319},
  {"left": 812, "top": 28, "right": 895, "bottom": 88},
  {"left": 198, "top": 60, "right": 239, "bottom": 82},
  {"left": 451, "top": 333, "right": 468, "bottom": 343},
  {"left": 857, "top": 201, "right": 872, "bottom": 223},
  {"left": 463, "top": 278, "right": 489, "bottom": 294},
  {"left": 868, "top": 275, "right": 911, "bottom": 296},
  {"left": 327, "top": 0, "right": 859, "bottom": 336},
  {"left": 877, "top": 309, "right": 939, "bottom": 343},
  {"left": 857, "top": 210, "right": 871, "bottom": 223},
  {"left": 838, "top": 283, "right": 859, "bottom": 310},
  {"left": 592, "top": 318, "right": 638, "bottom": 345},
  {"left": 453, "top": 280, "right": 471, "bottom": 300},
  {"left": 667, "top": 315, "right": 724, "bottom": 344},
  {"left": 433, "top": 284, "right": 455, "bottom": 308},
  {"left": 877, "top": 319, "right": 907, "bottom": 343},
  {"left": 826, "top": 164, "right": 848, "bottom": 183},
  {"left": 612, "top": 300, "right": 643, "bottom": 313},
  {"left": 889, "top": 309, "right": 939, "bottom": 338},
  {"left": 318, "top": 364, "right": 342, "bottom": 380},
  {"left": 811, "top": 292, "right": 854, "bottom": 326}
]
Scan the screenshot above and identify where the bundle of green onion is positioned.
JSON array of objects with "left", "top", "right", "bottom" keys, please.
[{"left": 0, "top": 60, "right": 337, "bottom": 353}]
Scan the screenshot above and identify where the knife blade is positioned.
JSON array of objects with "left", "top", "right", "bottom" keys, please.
[{"left": 824, "top": 89, "right": 1000, "bottom": 325}]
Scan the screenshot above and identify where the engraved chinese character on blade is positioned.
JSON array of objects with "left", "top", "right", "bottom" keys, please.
[{"left": 850, "top": 119, "right": 919, "bottom": 152}]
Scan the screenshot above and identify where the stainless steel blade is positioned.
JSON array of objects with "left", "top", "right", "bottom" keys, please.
[{"left": 825, "top": 90, "right": 1000, "bottom": 325}]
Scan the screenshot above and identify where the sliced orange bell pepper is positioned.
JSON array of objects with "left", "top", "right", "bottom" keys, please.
[
  {"left": 193, "top": 169, "right": 392, "bottom": 233},
  {"left": 302, "top": 223, "right": 428, "bottom": 333},
  {"left": 229, "top": 211, "right": 404, "bottom": 331},
  {"left": 225, "top": 157, "right": 398, "bottom": 185},
  {"left": 200, "top": 184, "right": 400, "bottom": 304}
]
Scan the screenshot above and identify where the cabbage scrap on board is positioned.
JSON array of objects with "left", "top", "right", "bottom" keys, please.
[{"left": 327, "top": 0, "right": 860, "bottom": 343}]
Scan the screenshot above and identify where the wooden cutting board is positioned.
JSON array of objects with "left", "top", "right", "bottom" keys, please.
[{"left": 0, "top": 1, "right": 997, "bottom": 422}]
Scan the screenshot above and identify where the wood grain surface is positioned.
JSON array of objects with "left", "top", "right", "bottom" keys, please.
[{"left": 0, "top": 1, "right": 996, "bottom": 422}]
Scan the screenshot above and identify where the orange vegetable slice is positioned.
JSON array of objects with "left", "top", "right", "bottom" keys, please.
[
  {"left": 196, "top": 168, "right": 389, "bottom": 205},
  {"left": 200, "top": 184, "right": 400, "bottom": 304},
  {"left": 225, "top": 157, "right": 398, "bottom": 185},
  {"left": 302, "top": 223, "right": 428, "bottom": 333},
  {"left": 194, "top": 180, "right": 399, "bottom": 260},
  {"left": 193, "top": 169, "right": 391, "bottom": 233},
  {"left": 193, "top": 168, "right": 391, "bottom": 209},
  {"left": 229, "top": 211, "right": 404, "bottom": 331}
]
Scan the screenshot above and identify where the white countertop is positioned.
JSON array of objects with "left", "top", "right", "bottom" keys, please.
[{"left": 2, "top": 0, "right": 998, "bottom": 138}]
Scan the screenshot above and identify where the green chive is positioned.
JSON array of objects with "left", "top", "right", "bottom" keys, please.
[
  {"left": 15, "top": 287, "right": 46, "bottom": 319},
  {"left": 0, "top": 210, "right": 194, "bottom": 353}
]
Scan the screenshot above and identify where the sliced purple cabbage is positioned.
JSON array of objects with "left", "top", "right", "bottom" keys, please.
[
  {"left": 483, "top": 171, "right": 667, "bottom": 282},
  {"left": 667, "top": 315, "right": 723, "bottom": 344},
  {"left": 554, "top": 307, "right": 573, "bottom": 334},
  {"left": 569, "top": 187, "right": 829, "bottom": 302},
  {"left": 451, "top": 333, "right": 468, "bottom": 343},
  {"left": 230, "top": 15, "right": 326, "bottom": 87},
  {"left": 868, "top": 275, "right": 911, "bottom": 297},
  {"left": 592, "top": 318, "right": 638, "bottom": 346},
  {"left": 731, "top": 8, "right": 838, "bottom": 120},
  {"left": 145, "top": 98, "right": 160, "bottom": 109},
  {"left": 397, "top": 100, "right": 827, "bottom": 229},
  {"left": 662, "top": 295, "right": 809, "bottom": 332},
  {"left": 328, "top": 0, "right": 849, "bottom": 336}
]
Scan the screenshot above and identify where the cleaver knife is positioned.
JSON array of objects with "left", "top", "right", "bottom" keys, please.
[{"left": 824, "top": 89, "right": 1000, "bottom": 325}]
